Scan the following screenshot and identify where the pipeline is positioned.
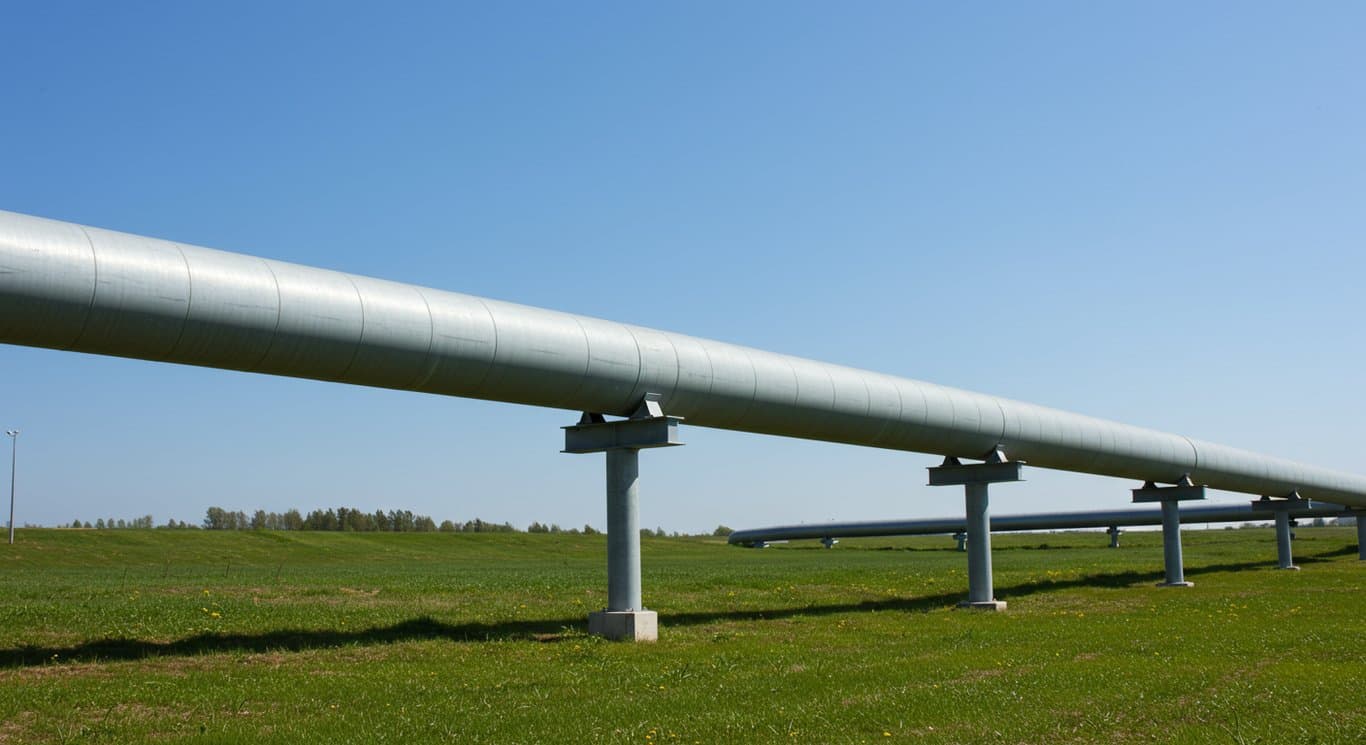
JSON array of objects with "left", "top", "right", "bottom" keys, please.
[{"left": 2, "top": 209, "right": 1364, "bottom": 506}]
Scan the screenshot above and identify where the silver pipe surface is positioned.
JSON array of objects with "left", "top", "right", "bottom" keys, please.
[
  {"left": 605, "top": 449, "right": 642, "bottom": 611},
  {"left": 3, "top": 209, "right": 1366, "bottom": 506}
]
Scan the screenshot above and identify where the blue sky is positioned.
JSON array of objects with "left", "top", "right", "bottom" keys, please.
[{"left": 2, "top": 2, "right": 1364, "bottom": 532}]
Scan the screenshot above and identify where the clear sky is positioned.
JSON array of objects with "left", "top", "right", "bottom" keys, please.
[{"left": 2, "top": 2, "right": 1364, "bottom": 532}]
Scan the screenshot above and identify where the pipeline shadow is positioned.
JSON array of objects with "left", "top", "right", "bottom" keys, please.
[{"left": 0, "top": 548, "right": 1350, "bottom": 669}]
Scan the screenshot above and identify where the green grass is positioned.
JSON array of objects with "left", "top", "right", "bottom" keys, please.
[{"left": 1, "top": 527, "right": 1362, "bottom": 744}]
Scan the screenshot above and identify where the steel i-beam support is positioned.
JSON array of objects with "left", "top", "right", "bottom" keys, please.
[
  {"left": 928, "top": 449, "right": 1023, "bottom": 611},
  {"left": 1250, "top": 495, "right": 1310, "bottom": 570},
  {"left": 1107, "top": 525, "right": 1121, "bottom": 549},
  {"left": 563, "top": 394, "right": 682, "bottom": 641},
  {"left": 1133, "top": 477, "right": 1206, "bottom": 587}
]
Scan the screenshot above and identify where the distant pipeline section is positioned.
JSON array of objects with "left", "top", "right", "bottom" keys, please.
[
  {"left": 726, "top": 501, "right": 1351, "bottom": 547},
  {"left": 2, "top": 208, "right": 1365, "bottom": 507}
]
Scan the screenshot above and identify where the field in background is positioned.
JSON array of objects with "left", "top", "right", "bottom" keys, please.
[{"left": 0, "top": 528, "right": 1362, "bottom": 743}]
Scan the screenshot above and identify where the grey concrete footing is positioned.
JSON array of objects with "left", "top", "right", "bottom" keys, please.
[
  {"left": 957, "top": 600, "right": 1007, "bottom": 611},
  {"left": 588, "top": 610, "right": 658, "bottom": 642},
  {"left": 1157, "top": 581, "right": 1194, "bottom": 588}
]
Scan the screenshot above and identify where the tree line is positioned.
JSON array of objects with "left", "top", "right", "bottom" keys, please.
[
  {"left": 60, "top": 507, "right": 743, "bottom": 536},
  {"left": 64, "top": 515, "right": 196, "bottom": 530},
  {"left": 202, "top": 506, "right": 516, "bottom": 533}
]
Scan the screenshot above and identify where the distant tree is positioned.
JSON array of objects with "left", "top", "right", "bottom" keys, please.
[
  {"left": 528, "top": 521, "right": 549, "bottom": 534},
  {"left": 438, "top": 519, "right": 458, "bottom": 532},
  {"left": 95, "top": 518, "right": 106, "bottom": 529},
  {"left": 251, "top": 510, "right": 268, "bottom": 530},
  {"left": 204, "top": 507, "right": 229, "bottom": 530},
  {"left": 414, "top": 516, "right": 437, "bottom": 532},
  {"left": 712, "top": 525, "right": 734, "bottom": 537},
  {"left": 582, "top": 524, "right": 599, "bottom": 535},
  {"left": 83, "top": 521, "right": 92, "bottom": 529}
]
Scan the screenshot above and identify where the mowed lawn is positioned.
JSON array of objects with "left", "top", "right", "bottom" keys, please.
[{"left": 0, "top": 527, "right": 1362, "bottom": 744}]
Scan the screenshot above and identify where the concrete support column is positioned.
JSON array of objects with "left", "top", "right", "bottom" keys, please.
[
  {"left": 1159, "top": 500, "right": 1191, "bottom": 586},
  {"left": 605, "top": 448, "right": 642, "bottom": 610},
  {"left": 1133, "top": 478, "right": 1204, "bottom": 588},
  {"left": 965, "top": 483, "right": 995, "bottom": 605},
  {"left": 928, "top": 450, "right": 1022, "bottom": 612},
  {"left": 1273, "top": 511, "right": 1299, "bottom": 570},
  {"left": 1107, "top": 525, "right": 1121, "bottom": 549},
  {"left": 1250, "top": 495, "right": 1309, "bottom": 571},
  {"left": 563, "top": 395, "right": 682, "bottom": 642}
]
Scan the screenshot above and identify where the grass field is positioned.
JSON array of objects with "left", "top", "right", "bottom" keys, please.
[{"left": 0, "top": 526, "right": 1362, "bottom": 744}]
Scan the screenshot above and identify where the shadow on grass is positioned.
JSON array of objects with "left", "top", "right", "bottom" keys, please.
[{"left": 0, "top": 547, "right": 1354, "bottom": 669}]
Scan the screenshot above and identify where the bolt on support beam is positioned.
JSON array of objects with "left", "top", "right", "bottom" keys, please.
[
  {"left": 1132, "top": 477, "right": 1206, "bottom": 587},
  {"left": 928, "top": 449, "right": 1024, "bottom": 611},
  {"left": 1107, "top": 525, "right": 1121, "bottom": 549},
  {"left": 1250, "top": 494, "right": 1311, "bottom": 570},
  {"left": 563, "top": 394, "right": 682, "bottom": 641}
]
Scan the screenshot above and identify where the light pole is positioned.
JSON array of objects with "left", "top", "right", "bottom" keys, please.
[{"left": 6, "top": 429, "right": 17, "bottom": 545}]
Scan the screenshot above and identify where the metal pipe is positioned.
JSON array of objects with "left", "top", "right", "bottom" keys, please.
[
  {"left": 605, "top": 449, "right": 641, "bottom": 611},
  {"left": 1274, "top": 511, "right": 1297, "bottom": 570},
  {"left": 1160, "top": 500, "right": 1187, "bottom": 586},
  {"left": 727, "top": 501, "right": 1348, "bottom": 545},
  {"left": 4, "top": 209, "right": 1366, "bottom": 507},
  {"left": 965, "top": 483, "right": 993, "bottom": 603}
]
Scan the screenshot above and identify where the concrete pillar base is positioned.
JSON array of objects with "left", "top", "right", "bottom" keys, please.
[
  {"left": 957, "top": 600, "right": 1007, "bottom": 611},
  {"left": 588, "top": 610, "right": 658, "bottom": 641},
  {"left": 1157, "top": 581, "right": 1194, "bottom": 588},
  {"left": 1278, "top": 565, "right": 1301, "bottom": 571}
]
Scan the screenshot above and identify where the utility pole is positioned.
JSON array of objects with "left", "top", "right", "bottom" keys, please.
[{"left": 5, "top": 429, "right": 18, "bottom": 545}]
